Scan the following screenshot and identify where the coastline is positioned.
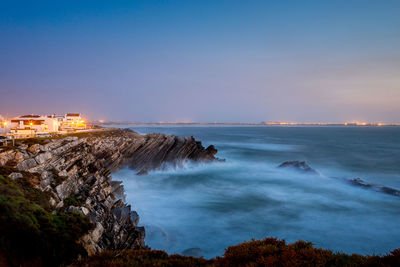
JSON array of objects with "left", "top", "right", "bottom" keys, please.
[
  {"left": 0, "top": 128, "right": 219, "bottom": 265},
  {"left": 99, "top": 122, "right": 400, "bottom": 127},
  {"left": 1, "top": 127, "right": 400, "bottom": 266}
]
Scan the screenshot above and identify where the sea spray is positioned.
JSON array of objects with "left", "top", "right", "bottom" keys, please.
[{"left": 114, "top": 126, "right": 400, "bottom": 258}]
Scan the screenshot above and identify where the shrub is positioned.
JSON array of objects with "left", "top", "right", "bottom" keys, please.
[
  {"left": 64, "top": 196, "right": 86, "bottom": 207},
  {"left": 78, "top": 237, "right": 400, "bottom": 267},
  {"left": 75, "top": 249, "right": 213, "bottom": 267},
  {"left": 0, "top": 174, "right": 93, "bottom": 267}
]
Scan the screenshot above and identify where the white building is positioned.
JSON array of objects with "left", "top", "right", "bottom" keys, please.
[
  {"left": 0, "top": 115, "right": 10, "bottom": 134},
  {"left": 60, "top": 113, "right": 86, "bottom": 130},
  {"left": 10, "top": 115, "right": 59, "bottom": 136},
  {"left": 1, "top": 112, "right": 88, "bottom": 138}
]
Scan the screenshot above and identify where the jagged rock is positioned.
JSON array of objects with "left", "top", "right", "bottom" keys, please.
[
  {"left": 19, "top": 144, "right": 28, "bottom": 150},
  {"left": 40, "top": 171, "right": 53, "bottom": 190},
  {"left": 136, "top": 169, "right": 148, "bottom": 175},
  {"left": 130, "top": 211, "right": 139, "bottom": 226},
  {"left": 103, "top": 196, "right": 114, "bottom": 210},
  {"left": 349, "top": 178, "right": 372, "bottom": 188},
  {"left": 0, "top": 128, "right": 219, "bottom": 256},
  {"left": 35, "top": 151, "right": 52, "bottom": 164},
  {"left": 110, "top": 181, "right": 125, "bottom": 200},
  {"left": 56, "top": 201, "right": 65, "bottom": 209},
  {"left": 91, "top": 222, "right": 104, "bottom": 243},
  {"left": 348, "top": 178, "right": 400, "bottom": 197},
  {"left": 58, "top": 170, "right": 68, "bottom": 177},
  {"left": 127, "top": 133, "right": 222, "bottom": 175},
  {"left": 14, "top": 151, "right": 26, "bottom": 163},
  {"left": 56, "top": 174, "right": 82, "bottom": 201},
  {"left": 80, "top": 207, "right": 90, "bottom": 216},
  {"left": 0, "top": 150, "right": 16, "bottom": 166},
  {"left": 112, "top": 206, "right": 131, "bottom": 223},
  {"left": 9, "top": 172, "right": 23, "bottom": 180},
  {"left": 67, "top": 206, "right": 80, "bottom": 213},
  {"left": 65, "top": 136, "right": 79, "bottom": 142},
  {"left": 16, "top": 158, "right": 38, "bottom": 171},
  {"left": 278, "top": 161, "right": 319, "bottom": 175},
  {"left": 28, "top": 144, "right": 41, "bottom": 153},
  {"left": 49, "top": 197, "right": 57, "bottom": 207}
]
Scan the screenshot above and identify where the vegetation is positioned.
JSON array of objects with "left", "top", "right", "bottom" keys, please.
[
  {"left": 216, "top": 238, "right": 368, "bottom": 266},
  {"left": 0, "top": 128, "right": 107, "bottom": 148},
  {"left": 0, "top": 174, "right": 93, "bottom": 267},
  {"left": 64, "top": 195, "right": 86, "bottom": 208},
  {"left": 77, "top": 238, "right": 400, "bottom": 267},
  {"left": 76, "top": 250, "right": 212, "bottom": 267}
]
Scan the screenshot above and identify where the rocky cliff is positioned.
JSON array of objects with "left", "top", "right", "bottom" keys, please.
[{"left": 0, "top": 129, "right": 219, "bottom": 256}]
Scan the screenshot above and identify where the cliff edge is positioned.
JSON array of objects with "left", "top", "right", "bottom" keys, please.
[{"left": 0, "top": 129, "right": 219, "bottom": 259}]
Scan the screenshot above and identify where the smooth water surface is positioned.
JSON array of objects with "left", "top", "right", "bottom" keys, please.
[{"left": 113, "top": 126, "right": 400, "bottom": 258}]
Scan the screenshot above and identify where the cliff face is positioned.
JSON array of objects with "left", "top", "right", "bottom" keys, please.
[{"left": 0, "top": 129, "right": 219, "bottom": 256}]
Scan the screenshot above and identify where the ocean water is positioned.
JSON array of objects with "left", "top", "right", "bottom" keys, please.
[{"left": 112, "top": 126, "right": 400, "bottom": 258}]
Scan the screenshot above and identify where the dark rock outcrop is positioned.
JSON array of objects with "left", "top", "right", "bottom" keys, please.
[
  {"left": 277, "top": 161, "right": 400, "bottom": 198},
  {"left": 127, "top": 134, "right": 220, "bottom": 175},
  {"left": 182, "top": 247, "right": 204, "bottom": 257},
  {"left": 278, "top": 161, "right": 319, "bottom": 175},
  {"left": 0, "top": 129, "right": 220, "bottom": 255},
  {"left": 348, "top": 178, "right": 400, "bottom": 198}
]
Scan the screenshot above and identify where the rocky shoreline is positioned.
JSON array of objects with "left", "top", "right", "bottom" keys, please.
[{"left": 0, "top": 128, "right": 220, "bottom": 256}]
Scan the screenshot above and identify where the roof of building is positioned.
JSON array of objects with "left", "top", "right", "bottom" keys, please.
[
  {"left": 66, "top": 113, "right": 80, "bottom": 117},
  {"left": 20, "top": 115, "right": 41, "bottom": 118}
]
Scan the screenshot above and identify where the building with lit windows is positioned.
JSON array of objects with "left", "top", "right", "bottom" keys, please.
[
  {"left": 60, "top": 113, "right": 86, "bottom": 130},
  {"left": 0, "top": 113, "right": 89, "bottom": 138},
  {"left": 0, "top": 115, "right": 9, "bottom": 135},
  {"left": 9, "top": 115, "right": 59, "bottom": 137}
]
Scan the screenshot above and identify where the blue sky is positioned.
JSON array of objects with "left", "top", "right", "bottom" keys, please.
[{"left": 1, "top": 0, "right": 399, "bottom": 122}]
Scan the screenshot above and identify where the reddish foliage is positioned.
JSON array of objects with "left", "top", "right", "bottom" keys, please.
[{"left": 78, "top": 237, "right": 400, "bottom": 267}]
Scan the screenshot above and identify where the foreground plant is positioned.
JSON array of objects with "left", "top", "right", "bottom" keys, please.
[{"left": 77, "top": 238, "right": 400, "bottom": 267}]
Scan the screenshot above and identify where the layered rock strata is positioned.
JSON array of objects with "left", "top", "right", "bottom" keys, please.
[{"left": 0, "top": 129, "right": 219, "bottom": 255}]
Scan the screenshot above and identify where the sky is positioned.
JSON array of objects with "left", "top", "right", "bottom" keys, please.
[{"left": 0, "top": 0, "right": 399, "bottom": 123}]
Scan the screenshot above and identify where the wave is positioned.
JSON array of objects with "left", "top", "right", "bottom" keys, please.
[
  {"left": 113, "top": 126, "right": 400, "bottom": 258},
  {"left": 213, "top": 141, "right": 300, "bottom": 152}
]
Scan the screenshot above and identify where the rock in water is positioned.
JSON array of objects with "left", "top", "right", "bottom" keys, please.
[
  {"left": 348, "top": 177, "right": 400, "bottom": 197},
  {"left": 278, "top": 161, "right": 319, "bottom": 175},
  {"left": 182, "top": 247, "right": 204, "bottom": 257},
  {"left": 276, "top": 161, "right": 400, "bottom": 198},
  {"left": 348, "top": 177, "right": 373, "bottom": 188}
]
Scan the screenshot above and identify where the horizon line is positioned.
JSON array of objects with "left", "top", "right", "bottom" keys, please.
[{"left": 97, "top": 121, "right": 400, "bottom": 126}]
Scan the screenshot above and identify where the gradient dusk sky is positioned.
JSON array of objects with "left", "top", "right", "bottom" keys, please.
[{"left": 1, "top": 0, "right": 399, "bottom": 123}]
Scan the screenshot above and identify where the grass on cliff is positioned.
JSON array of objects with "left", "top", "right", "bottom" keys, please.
[
  {"left": 6, "top": 128, "right": 126, "bottom": 146},
  {"left": 0, "top": 174, "right": 93, "bottom": 267},
  {"left": 77, "top": 238, "right": 400, "bottom": 267}
]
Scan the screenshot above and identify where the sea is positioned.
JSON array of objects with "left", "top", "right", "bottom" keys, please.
[{"left": 112, "top": 126, "right": 400, "bottom": 258}]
